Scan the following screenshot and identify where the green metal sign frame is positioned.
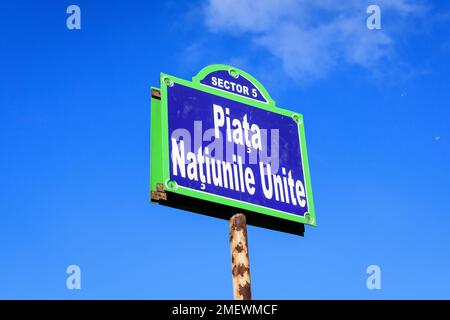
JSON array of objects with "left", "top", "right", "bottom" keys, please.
[{"left": 150, "top": 65, "right": 316, "bottom": 232}]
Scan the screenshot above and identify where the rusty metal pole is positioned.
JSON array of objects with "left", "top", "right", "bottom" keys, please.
[{"left": 229, "top": 213, "right": 251, "bottom": 300}]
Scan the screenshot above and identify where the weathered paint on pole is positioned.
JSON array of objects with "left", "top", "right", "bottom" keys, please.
[{"left": 229, "top": 213, "right": 251, "bottom": 300}]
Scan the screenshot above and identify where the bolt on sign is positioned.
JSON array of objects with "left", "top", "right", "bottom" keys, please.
[{"left": 150, "top": 65, "right": 315, "bottom": 235}]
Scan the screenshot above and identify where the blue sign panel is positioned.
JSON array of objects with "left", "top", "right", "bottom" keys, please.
[
  {"left": 167, "top": 82, "right": 310, "bottom": 219},
  {"left": 199, "top": 70, "right": 268, "bottom": 104}
]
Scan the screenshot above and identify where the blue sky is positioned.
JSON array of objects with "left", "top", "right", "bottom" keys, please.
[{"left": 1, "top": 0, "right": 449, "bottom": 299}]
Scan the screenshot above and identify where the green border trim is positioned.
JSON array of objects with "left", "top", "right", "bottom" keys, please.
[{"left": 150, "top": 87, "right": 164, "bottom": 193}]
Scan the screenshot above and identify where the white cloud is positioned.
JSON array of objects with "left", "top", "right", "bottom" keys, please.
[
  {"left": 205, "top": 0, "right": 300, "bottom": 33},
  {"left": 204, "top": 0, "right": 427, "bottom": 81}
]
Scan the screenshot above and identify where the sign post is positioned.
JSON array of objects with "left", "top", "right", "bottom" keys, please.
[
  {"left": 150, "top": 64, "right": 316, "bottom": 298},
  {"left": 229, "top": 213, "right": 251, "bottom": 300}
]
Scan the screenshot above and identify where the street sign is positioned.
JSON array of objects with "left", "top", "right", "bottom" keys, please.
[{"left": 150, "top": 65, "right": 315, "bottom": 235}]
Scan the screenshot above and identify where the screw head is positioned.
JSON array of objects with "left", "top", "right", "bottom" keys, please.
[
  {"left": 165, "top": 179, "right": 178, "bottom": 190},
  {"left": 162, "top": 76, "right": 174, "bottom": 87},
  {"left": 291, "top": 114, "right": 303, "bottom": 125},
  {"left": 228, "top": 68, "right": 239, "bottom": 79}
]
